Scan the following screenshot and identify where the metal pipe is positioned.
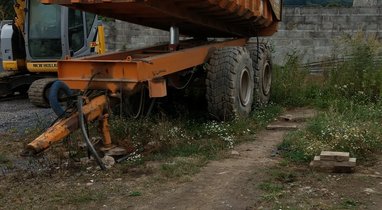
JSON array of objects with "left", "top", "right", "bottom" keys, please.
[
  {"left": 169, "top": 26, "right": 179, "bottom": 51},
  {"left": 170, "top": 26, "right": 179, "bottom": 45}
]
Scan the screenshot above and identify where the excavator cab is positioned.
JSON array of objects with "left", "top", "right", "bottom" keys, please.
[
  {"left": 0, "top": 0, "right": 102, "bottom": 106},
  {"left": 26, "top": 0, "right": 98, "bottom": 62}
]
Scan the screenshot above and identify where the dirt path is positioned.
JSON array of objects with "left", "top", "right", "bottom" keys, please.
[{"left": 132, "top": 108, "right": 317, "bottom": 210}]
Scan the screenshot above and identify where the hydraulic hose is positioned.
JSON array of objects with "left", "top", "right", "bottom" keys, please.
[
  {"left": 77, "top": 95, "right": 106, "bottom": 170},
  {"left": 49, "top": 81, "right": 74, "bottom": 117}
]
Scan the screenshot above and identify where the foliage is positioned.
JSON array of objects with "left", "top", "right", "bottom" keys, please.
[
  {"left": 109, "top": 104, "right": 282, "bottom": 162},
  {"left": 160, "top": 156, "right": 206, "bottom": 178},
  {"left": 128, "top": 191, "right": 142, "bottom": 197},
  {"left": 275, "top": 34, "right": 382, "bottom": 162},
  {"left": 271, "top": 52, "right": 311, "bottom": 107},
  {"left": 329, "top": 33, "right": 382, "bottom": 103},
  {"left": 272, "top": 33, "right": 382, "bottom": 107},
  {"left": 0, "top": 1, "right": 14, "bottom": 21},
  {"left": 280, "top": 103, "right": 382, "bottom": 162}
]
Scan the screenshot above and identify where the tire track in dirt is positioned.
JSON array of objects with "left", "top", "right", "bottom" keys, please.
[{"left": 132, "top": 108, "right": 317, "bottom": 210}]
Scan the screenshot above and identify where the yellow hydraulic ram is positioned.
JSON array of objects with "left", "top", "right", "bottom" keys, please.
[{"left": 26, "top": 95, "right": 111, "bottom": 154}]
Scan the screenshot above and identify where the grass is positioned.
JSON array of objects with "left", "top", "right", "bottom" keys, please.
[
  {"left": 254, "top": 163, "right": 369, "bottom": 210},
  {"left": 280, "top": 103, "right": 382, "bottom": 162},
  {"left": 66, "top": 191, "right": 107, "bottom": 204},
  {"left": 273, "top": 33, "right": 382, "bottom": 163},
  {"left": 160, "top": 156, "right": 207, "bottom": 178},
  {"left": 108, "top": 103, "right": 282, "bottom": 178},
  {"left": 338, "top": 199, "right": 360, "bottom": 209},
  {"left": 258, "top": 182, "right": 284, "bottom": 201},
  {"left": 129, "top": 191, "right": 142, "bottom": 197},
  {"left": 0, "top": 154, "right": 9, "bottom": 164}
]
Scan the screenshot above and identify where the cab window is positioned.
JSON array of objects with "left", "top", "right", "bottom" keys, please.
[{"left": 68, "top": 9, "right": 85, "bottom": 52}]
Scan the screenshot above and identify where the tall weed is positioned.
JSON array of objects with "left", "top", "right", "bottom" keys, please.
[
  {"left": 271, "top": 52, "right": 311, "bottom": 107},
  {"left": 329, "top": 33, "right": 382, "bottom": 102},
  {"left": 276, "top": 33, "right": 382, "bottom": 162},
  {"left": 280, "top": 102, "right": 382, "bottom": 162},
  {"left": 272, "top": 33, "right": 382, "bottom": 106}
]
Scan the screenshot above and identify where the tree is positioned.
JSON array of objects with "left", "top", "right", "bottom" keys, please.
[{"left": 0, "top": 1, "right": 15, "bottom": 21}]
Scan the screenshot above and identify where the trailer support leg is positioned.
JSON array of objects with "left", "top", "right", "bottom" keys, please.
[{"left": 98, "top": 113, "right": 112, "bottom": 147}]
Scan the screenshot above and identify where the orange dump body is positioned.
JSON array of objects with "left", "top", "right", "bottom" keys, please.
[{"left": 41, "top": 0, "right": 282, "bottom": 37}]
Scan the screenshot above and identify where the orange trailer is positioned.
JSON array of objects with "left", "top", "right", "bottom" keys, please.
[
  {"left": 41, "top": 0, "right": 282, "bottom": 37},
  {"left": 25, "top": 0, "right": 282, "bottom": 168}
]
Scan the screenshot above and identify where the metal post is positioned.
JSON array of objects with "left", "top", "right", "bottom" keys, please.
[{"left": 169, "top": 26, "right": 179, "bottom": 51}]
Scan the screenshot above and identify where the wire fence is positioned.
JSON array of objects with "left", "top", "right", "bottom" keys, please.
[{"left": 301, "top": 56, "right": 382, "bottom": 74}]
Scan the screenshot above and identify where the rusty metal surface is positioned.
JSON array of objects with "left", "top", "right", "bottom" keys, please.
[
  {"left": 27, "top": 95, "right": 108, "bottom": 154},
  {"left": 57, "top": 39, "right": 247, "bottom": 95},
  {"left": 41, "top": 0, "right": 282, "bottom": 37},
  {"left": 269, "top": 0, "right": 282, "bottom": 20}
]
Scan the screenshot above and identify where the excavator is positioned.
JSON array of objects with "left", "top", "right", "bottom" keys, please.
[{"left": 0, "top": 0, "right": 105, "bottom": 107}]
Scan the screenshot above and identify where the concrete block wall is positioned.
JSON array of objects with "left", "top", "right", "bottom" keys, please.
[
  {"left": 104, "top": 20, "right": 168, "bottom": 51},
  {"left": 353, "top": 0, "right": 382, "bottom": 6},
  {"left": 268, "top": 7, "right": 382, "bottom": 65},
  {"left": 104, "top": 6, "right": 382, "bottom": 65}
]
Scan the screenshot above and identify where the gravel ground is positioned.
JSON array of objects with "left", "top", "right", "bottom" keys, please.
[{"left": 0, "top": 97, "right": 56, "bottom": 133}]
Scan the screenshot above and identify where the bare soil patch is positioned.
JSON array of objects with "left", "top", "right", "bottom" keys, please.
[{"left": 1, "top": 107, "right": 382, "bottom": 210}]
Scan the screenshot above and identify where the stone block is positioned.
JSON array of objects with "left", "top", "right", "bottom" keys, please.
[
  {"left": 321, "top": 22, "right": 334, "bottom": 31},
  {"left": 304, "top": 16, "right": 321, "bottom": 25},
  {"left": 297, "top": 23, "right": 317, "bottom": 31},
  {"left": 299, "top": 8, "right": 323, "bottom": 16},
  {"left": 358, "top": 8, "right": 378, "bottom": 15},
  {"left": 320, "top": 151, "right": 349, "bottom": 162},
  {"left": 266, "top": 122, "right": 298, "bottom": 131},
  {"left": 310, "top": 156, "right": 356, "bottom": 167},
  {"left": 310, "top": 154, "right": 356, "bottom": 173}
]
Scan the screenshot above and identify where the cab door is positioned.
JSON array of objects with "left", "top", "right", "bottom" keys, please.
[{"left": 65, "top": 9, "right": 98, "bottom": 57}]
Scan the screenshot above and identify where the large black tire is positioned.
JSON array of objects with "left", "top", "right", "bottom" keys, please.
[
  {"left": 206, "top": 47, "right": 254, "bottom": 121},
  {"left": 28, "top": 78, "right": 57, "bottom": 107},
  {"left": 246, "top": 43, "right": 272, "bottom": 106}
]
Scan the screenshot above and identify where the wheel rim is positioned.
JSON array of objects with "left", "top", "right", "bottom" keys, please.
[
  {"left": 262, "top": 62, "right": 271, "bottom": 96},
  {"left": 239, "top": 68, "right": 251, "bottom": 106}
]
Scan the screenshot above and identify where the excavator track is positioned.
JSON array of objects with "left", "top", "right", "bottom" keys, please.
[{"left": 28, "top": 78, "right": 56, "bottom": 107}]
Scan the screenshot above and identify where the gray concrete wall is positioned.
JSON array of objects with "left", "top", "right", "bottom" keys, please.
[
  {"left": 268, "top": 7, "right": 382, "bottom": 65},
  {"left": 104, "top": 20, "right": 168, "bottom": 52},
  {"left": 353, "top": 0, "right": 382, "bottom": 6},
  {"left": 104, "top": 6, "right": 382, "bottom": 65}
]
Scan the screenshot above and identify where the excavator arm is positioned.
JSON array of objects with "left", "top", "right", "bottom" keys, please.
[
  {"left": 1, "top": 0, "right": 27, "bottom": 71},
  {"left": 13, "top": 0, "right": 26, "bottom": 34}
]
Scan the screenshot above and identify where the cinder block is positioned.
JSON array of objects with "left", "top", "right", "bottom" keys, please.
[
  {"left": 310, "top": 155, "right": 356, "bottom": 173},
  {"left": 320, "top": 151, "right": 350, "bottom": 162}
]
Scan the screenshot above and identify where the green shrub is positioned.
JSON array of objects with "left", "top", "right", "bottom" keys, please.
[
  {"left": 276, "top": 34, "right": 382, "bottom": 163},
  {"left": 0, "top": 1, "right": 15, "bottom": 20},
  {"left": 279, "top": 102, "right": 382, "bottom": 162},
  {"left": 328, "top": 33, "right": 382, "bottom": 103},
  {"left": 272, "top": 33, "right": 382, "bottom": 107},
  {"left": 271, "top": 52, "right": 312, "bottom": 107}
]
